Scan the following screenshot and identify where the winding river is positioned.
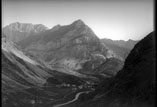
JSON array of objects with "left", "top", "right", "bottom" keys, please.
[{"left": 53, "top": 91, "right": 89, "bottom": 107}]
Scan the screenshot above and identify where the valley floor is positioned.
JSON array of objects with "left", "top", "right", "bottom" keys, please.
[{"left": 2, "top": 84, "right": 92, "bottom": 107}]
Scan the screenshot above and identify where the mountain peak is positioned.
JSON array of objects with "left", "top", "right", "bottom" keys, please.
[
  {"left": 72, "top": 19, "right": 86, "bottom": 26},
  {"left": 75, "top": 19, "right": 84, "bottom": 23}
]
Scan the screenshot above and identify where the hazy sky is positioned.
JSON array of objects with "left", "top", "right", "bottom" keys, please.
[{"left": 2, "top": 0, "right": 154, "bottom": 40}]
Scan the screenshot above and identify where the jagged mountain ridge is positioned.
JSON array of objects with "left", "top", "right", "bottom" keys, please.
[
  {"left": 18, "top": 19, "right": 100, "bottom": 49},
  {"left": 3, "top": 22, "right": 48, "bottom": 43},
  {"left": 3, "top": 19, "right": 121, "bottom": 75}
]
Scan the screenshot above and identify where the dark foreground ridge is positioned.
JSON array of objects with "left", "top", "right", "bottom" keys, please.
[{"left": 76, "top": 31, "right": 156, "bottom": 107}]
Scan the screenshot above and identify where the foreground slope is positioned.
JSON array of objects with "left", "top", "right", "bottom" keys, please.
[{"left": 112, "top": 31, "right": 156, "bottom": 100}]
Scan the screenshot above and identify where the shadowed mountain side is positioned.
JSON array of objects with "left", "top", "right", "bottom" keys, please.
[
  {"left": 112, "top": 31, "right": 156, "bottom": 100},
  {"left": 76, "top": 31, "right": 155, "bottom": 107}
]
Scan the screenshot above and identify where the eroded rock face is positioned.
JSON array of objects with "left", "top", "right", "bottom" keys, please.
[{"left": 112, "top": 31, "right": 155, "bottom": 101}]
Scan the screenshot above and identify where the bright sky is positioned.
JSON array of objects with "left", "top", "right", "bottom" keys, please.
[{"left": 2, "top": 0, "right": 154, "bottom": 40}]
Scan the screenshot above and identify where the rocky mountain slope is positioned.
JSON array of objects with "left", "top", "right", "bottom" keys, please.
[
  {"left": 2, "top": 34, "right": 51, "bottom": 91},
  {"left": 3, "top": 20, "right": 122, "bottom": 76},
  {"left": 2, "top": 34, "right": 96, "bottom": 107},
  {"left": 2, "top": 33, "right": 98, "bottom": 89}
]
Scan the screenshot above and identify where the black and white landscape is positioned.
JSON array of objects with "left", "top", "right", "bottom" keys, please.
[{"left": 2, "top": 0, "right": 155, "bottom": 107}]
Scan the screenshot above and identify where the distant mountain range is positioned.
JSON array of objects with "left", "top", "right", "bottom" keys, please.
[
  {"left": 101, "top": 38, "right": 138, "bottom": 60},
  {"left": 3, "top": 22, "right": 48, "bottom": 43}
]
